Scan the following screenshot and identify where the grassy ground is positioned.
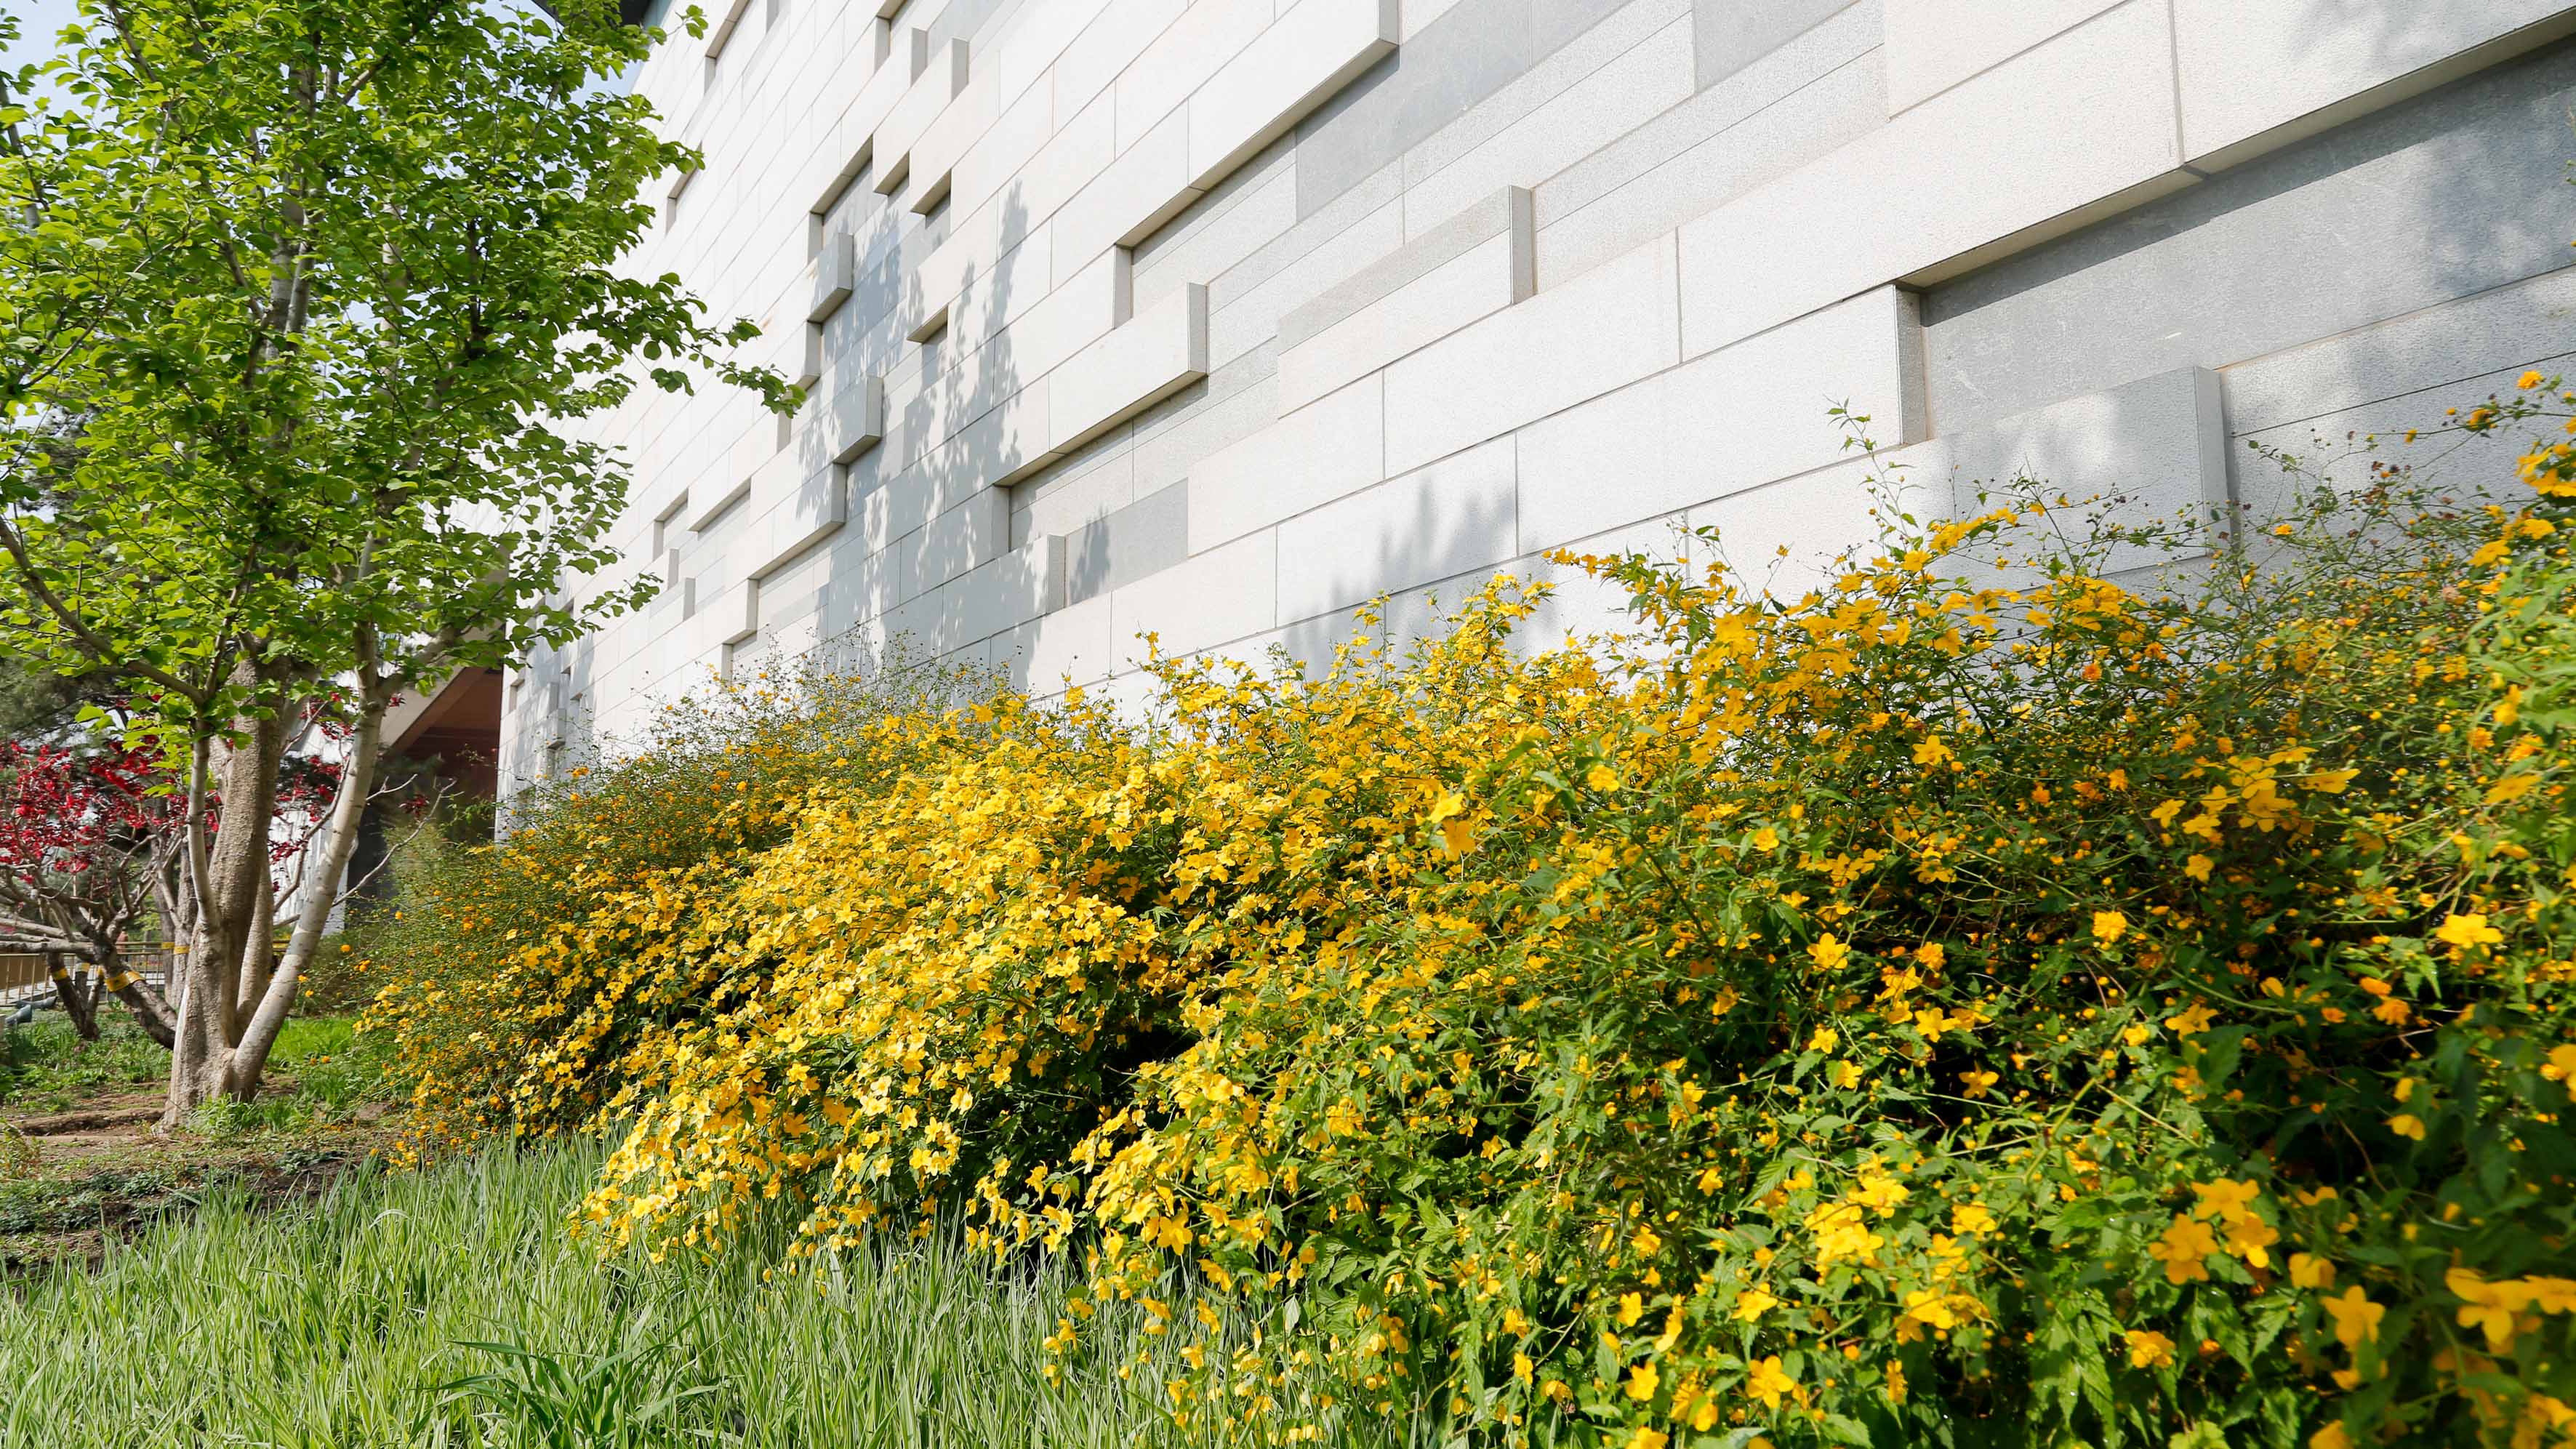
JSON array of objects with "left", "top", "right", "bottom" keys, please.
[
  {"left": 0, "top": 1012, "right": 167, "bottom": 1115},
  {"left": 0, "top": 1141, "right": 1392, "bottom": 1449},
  {"left": 0, "top": 1008, "right": 1404, "bottom": 1448},
  {"left": 0, "top": 1009, "right": 404, "bottom": 1272},
  {"left": 0, "top": 1011, "right": 391, "bottom": 1120}
]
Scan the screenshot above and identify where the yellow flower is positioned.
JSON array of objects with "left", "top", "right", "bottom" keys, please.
[
  {"left": 1745, "top": 1354, "right": 1797, "bottom": 1410},
  {"left": 2124, "top": 1329, "right": 2175, "bottom": 1368},
  {"left": 1807, "top": 1202, "right": 1885, "bottom": 1269},
  {"left": 2449, "top": 1268, "right": 2531, "bottom": 1351},
  {"left": 2521, "top": 1276, "right": 2576, "bottom": 1314},
  {"left": 1951, "top": 1203, "right": 1998, "bottom": 1236},
  {"left": 2386, "top": 1112, "right": 2426, "bottom": 1141},
  {"left": 2485, "top": 771, "right": 2542, "bottom": 805},
  {"left": 2527, "top": 1397, "right": 2576, "bottom": 1442},
  {"left": 2323, "top": 1285, "right": 2384, "bottom": 1349},
  {"left": 2433, "top": 912, "right": 2503, "bottom": 950},
  {"left": 2091, "top": 910, "right": 2127, "bottom": 946},
  {"left": 1901, "top": 1289, "right": 1964, "bottom": 1332},
  {"left": 1809, "top": 934, "right": 1850, "bottom": 971},
  {"left": 1913, "top": 734, "right": 1953, "bottom": 768},
  {"left": 1627, "top": 1430, "right": 1668, "bottom": 1449},
  {"left": 2223, "top": 1214, "right": 2279, "bottom": 1269},
  {"left": 1624, "top": 1361, "right": 1659, "bottom": 1402},
  {"left": 1852, "top": 1172, "right": 1912, "bottom": 1215},
  {"left": 2164, "top": 1002, "right": 2218, "bottom": 1036},
  {"left": 2189, "top": 1178, "right": 2262, "bottom": 1224},
  {"left": 2183, "top": 853, "right": 2213, "bottom": 881},
  {"left": 2288, "top": 1253, "right": 2335, "bottom": 1290},
  {"left": 1584, "top": 763, "right": 1621, "bottom": 792},
  {"left": 1733, "top": 1287, "right": 1781, "bottom": 1322},
  {"left": 2146, "top": 1214, "right": 2218, "bottom": 1284},
  {"left": 1749, "top": 825, "right": 1781, "bottom": 851},
  {"left": 1616, "top": 1291, "right": 1644, "bottom": 1326},
  {"left": 1807, "top": 1026, "right": 1839, "bottom": 1053},
  {"left": 2310, "top": 1423, "right": 2352, "bottom": 1449},
  {"left": 2521, "top": 369, "right": 2547, "bottom": 389},
  {"left": 1427, "top": 791, "right": 1474, "bottom": 856}
]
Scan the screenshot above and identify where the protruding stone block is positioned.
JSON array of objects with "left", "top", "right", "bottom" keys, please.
[
  {"left": 1189, "top": 374, "right": 1384, "bottom": 553},
  {"left": 2175, "top": 0, "right": 2576, "bottom": 168},
  {"left": 1187, "top": 0, "right": 1397, "bottom": 190},
  {"left": 1676, "top": 0, "right": 2184, "bottom": 356},
  {"left": 872, "top": 39, "right": 971, "bottom": 196},
  {"left": 1383, "top": 232, "right": 1679, "bottom": 477},
  {"left": 1882, "top": 0, "right": 2123, "bottom": 115},
  {"left": 806, "top": 232, "right": 855, "bottom": 323},
  {"left": 1277, "top": 187, "right": 1533, "bottom": 414},
  {"left": 1044, "top": 284, "right": 1208, "bottom": 457}
]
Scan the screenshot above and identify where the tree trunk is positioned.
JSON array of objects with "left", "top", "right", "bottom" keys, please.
[
  {"left": 45, "top": 951, "right": 100, "bottom": 1040},
  {"left": 100, "top": 953, "right": 176, "bottom": 1048},
  {"left": 233, "top": 883, "right": 274, "bottom": 1026},
  {"left": 231, "top": 693, "right": 385, "bottom": 1094},
  {"left": 161, "top": 696, "right": 291, "bottom": 1131},
  {"left": 158, "top": 683, "right": 390, "bottom": 1128}
]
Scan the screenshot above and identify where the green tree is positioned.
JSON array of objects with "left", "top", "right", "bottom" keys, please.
[
  {"left": 0, "top": 0, "right": 783, "bottom": 1126},
  {"left": 0, "top": 656, "right": 91, "bottom": 739}
]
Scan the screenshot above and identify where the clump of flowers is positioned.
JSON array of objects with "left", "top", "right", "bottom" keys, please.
[
  {"left": 358, "top": 651, "right": 984, "bottom": 1160},
  {"left": 374, "top": 395, "right": 2576, "bottom": 1448}
]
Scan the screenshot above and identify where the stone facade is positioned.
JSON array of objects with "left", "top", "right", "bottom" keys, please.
[{"left": 502, "top": 0, "right": 2576, "bottom": 784}]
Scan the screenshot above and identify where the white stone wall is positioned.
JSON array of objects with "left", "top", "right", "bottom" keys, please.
[{"left": 502, "top": 0, "right": 2576, "bottom": 783}]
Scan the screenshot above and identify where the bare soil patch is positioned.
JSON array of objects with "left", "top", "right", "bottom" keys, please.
[{"left": 1, "top": 1021, "right": 402, "bottom": 1275}]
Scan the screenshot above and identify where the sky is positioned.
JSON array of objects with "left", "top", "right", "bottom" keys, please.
[
  {"left": 1, "top": 0, "right": 645, "bottom": 102},
  {"left": 1, "top": 0, "right": 79, "bottom": 99}
]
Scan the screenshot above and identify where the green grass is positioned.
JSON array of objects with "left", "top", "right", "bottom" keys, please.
[
  {"left": 0, "top": 1009, "right": 396, "bottom": 1128},
  {"left": 0, "top": 1016, "right": 166, "bottom": 1114},
  {"left": 1, "top": 1012, "right": 403, "bottom": 1259},
  {"left": 0, "top": 1141, "right": 1407, "bottom": 1448},
  {"left": 185, "top": 1014, "right": 399, "bottom": 1136}
]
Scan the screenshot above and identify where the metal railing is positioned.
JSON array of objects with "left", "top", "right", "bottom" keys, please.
[{"left": 0, "top": 944, "right": 175, "bottom": 1008}]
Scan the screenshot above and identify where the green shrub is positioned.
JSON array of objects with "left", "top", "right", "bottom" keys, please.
[{"left": 373, "top": 401, "right": 2576, "bottom": 1448}]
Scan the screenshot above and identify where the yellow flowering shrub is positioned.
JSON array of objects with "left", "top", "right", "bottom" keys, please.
[
  {"left": 360, "top": 657, "right": 981, "bottom": 1156},
  {"left": 372, "top": 399, "right": 2576, "bottom": 1448}
]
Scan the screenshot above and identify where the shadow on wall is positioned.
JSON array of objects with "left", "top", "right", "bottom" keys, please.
[
  {"left": 1921, "top": 32, "right": 2576, "bottom": 435},
  {"left": 1289, "top": 0, "right": 1635, "bottom": 217},
  {"left": 803, "top": 183, "right": 1039, "bottom": 673},
  {"left": 665, "top": 0, "right": 2576, "bottom": 722},
  {"left": 1256, "top": 449, "right": 1541, "bottom": 676},
  {"left": 2295, "top": 0, "right": 2566, "bottom": 94}
]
